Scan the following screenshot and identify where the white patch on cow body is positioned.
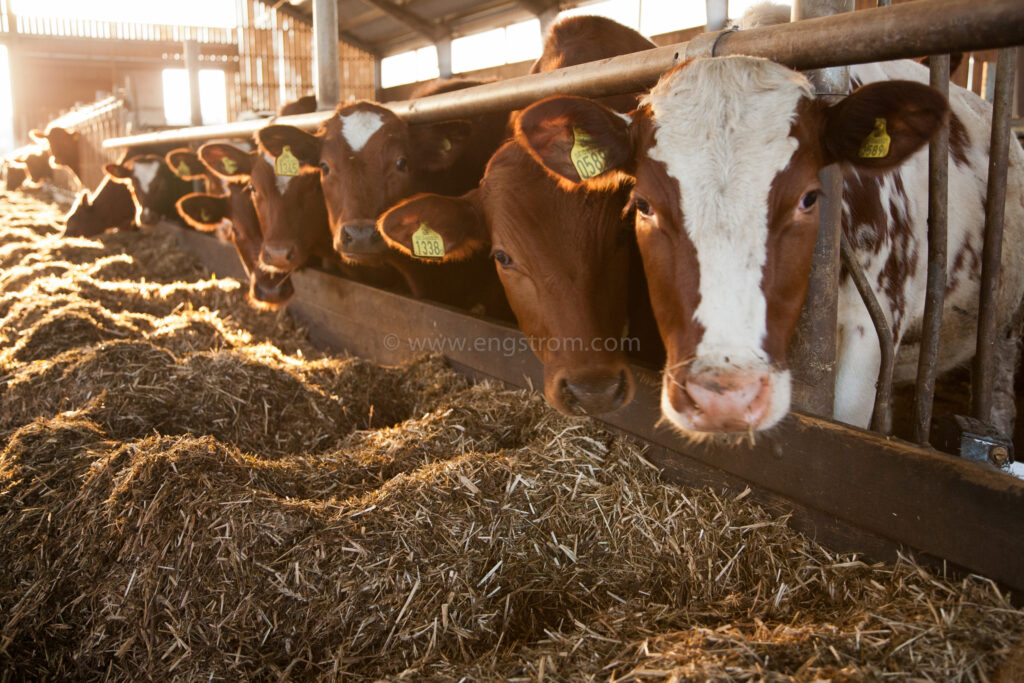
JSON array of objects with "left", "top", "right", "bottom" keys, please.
[
  {"left": 263, "top": 152, "right": 293, "bottom": 195},
  {"left": 339, "top": 110, "right": 384, "bottom": 153},
  {"left": 643, "top": 57, "right": 809, "bottom": 372},
  {"left": 132, "top": 160, "right": 161, "bottom": 195}
]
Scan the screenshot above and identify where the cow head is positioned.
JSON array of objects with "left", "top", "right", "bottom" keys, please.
[
  {"left": 31, "top": 126, "right": 80, "bottom": 172},
  {"left": 176, "top": 187, "right": 294, "bottom": 309},
  {"left": 64, "top": 191, "right": 96, "bottom": 237},
  {"left": 379, "top": 141, "right": 636, "bottom": 416},
  {"left": 255, "top": 102, "right": 473, "bottom": 266},
  {"left": 105, "top": 154, "right": 183, "bottom": 225},
  {"left": 517, "top": 56, "right": 948, "bottom": 437},
  {"left": 15, "top": 146, "right": 54, "bottom": 183}
]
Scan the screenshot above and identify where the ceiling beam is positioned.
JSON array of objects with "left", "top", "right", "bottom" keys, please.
[{"left": 356, "top": 0, "right": 450, "bottom": 43}]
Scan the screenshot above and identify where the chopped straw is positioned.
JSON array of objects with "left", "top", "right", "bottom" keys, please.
[{"left": 0, "top": 190, "right": 1022, "bottom": 680}]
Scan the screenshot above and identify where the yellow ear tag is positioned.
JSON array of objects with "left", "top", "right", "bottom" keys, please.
[
  {"left": 221, "top": 157, "right": 238, "bottom": 175},
  {"left": 176, "top": 160, "right": 191, "bottom": 177},
  {"left": 440, "top": 137, "right": 452, "bottom": 153},
  {"left": 274, "top": 145, "right": 301, "bottom": 176},
  {"left": 411, "top": 222, "right": 444, "bottom": 259},
  {"left": 570, "top": 127, "right": 608, "bottom": 180},
  {"left": 859, "top": 118, "right": 891, "bottom": 159},
  {"left": 200, "top": 207, "right": 212, "bottom": 222}
]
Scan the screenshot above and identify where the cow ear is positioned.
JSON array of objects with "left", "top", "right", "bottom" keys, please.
[
  {"left": 176, "top": 193, "right": 229, "bottom": 232},
  {"left": 199, "top": 143, "right": 253, "bottom": 180},
  {"left": 378, "top": 190, "right": 488, "bottom": 263},
  {"left": 409, "top": 120, "right": 473, "bottom": 172},
  {"left": 516, "top": 95, "right": 634, "bottom": 188},
  {"left": 822, "top": 80, "right": 949, "bottom": 170},
  {"left": 257, "top": 125, "right": 320, "bottom": 171},
  {"left": 104, "top": 163, "right": 133, "bottom": 181},
  {"left": 166, "top": 148, "right": 207, "bottom": 180},
  {"left": 29, "top": 129, "right": 47, "bottom": 143}
]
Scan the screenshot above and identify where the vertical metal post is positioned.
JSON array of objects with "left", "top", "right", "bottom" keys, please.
[
  {"left": 436, "top": 37, "right": 453, "bottom": 80},
  {"left": 972, "top": 47, "right": 1017, "bottom": 424},
  {"left": 313, "top": 0, "right": 340, "bottom": 108},
  {"left": 706, "top": 0, "right": 728, "bottom": 32},
  {"left": 912, "top": 54, "right": 950, "bottom": 445},
  {"left": 538, "top": 7, "right": 559, "bottom": 39},
  {"left": 183, "top": 40, "right": 203, "bottom": 126},
  {"left": 372, "top": 57, "right": 382, "bottom": 102},
  {"left": 787, "top": 0, "right": 852, "bottom": 419}
]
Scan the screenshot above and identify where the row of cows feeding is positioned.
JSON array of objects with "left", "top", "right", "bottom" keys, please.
[{"left": 35, "top": 3, "right": 1024, "bottom": 445}]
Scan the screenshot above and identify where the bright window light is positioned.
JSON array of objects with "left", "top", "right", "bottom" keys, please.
[
  {"left": 162, "top": 69, "right": 228, "bottom": 126},
  {"left": 0, "top": 46, "right": 13, "bottom": 155},
  {"left": 452, "top": 28, "right": 507, "bottom": 74},
  {"left": 381, "top": 46, "right": 439, "bottom": 88},
  {"left": 558, "top": 0, "right": 641, "bottom": 30},
  {"left": 10, "top": 0, "right": 236, "bottom": 27},
  {"left": 505, "top": 19, "right": 542, "bottom": 64},
  {"left": 640, "top": 0, "right": 707, "bottom": 34}
]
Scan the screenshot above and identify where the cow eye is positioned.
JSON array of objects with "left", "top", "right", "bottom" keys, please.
[
  {"left": 633, "top": 197, "right": 653, "bottom": 217},
  {"left": 395, "top": 156, "right": 408, "bottom": 172},
  {"left": 319, "top": 161, "right": 330, "bottom": 175},
  {"left": 798, "top": 190, "right": 819, "bottom": 211},
  {"left": 493, "top": 250, "right": 513, "bottom": 267}
]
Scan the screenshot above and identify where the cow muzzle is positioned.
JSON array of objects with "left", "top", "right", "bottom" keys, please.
[
  {"left": 548, "top": 365, "right": 634, "bottom": 416},
  {"left": 260, "top": 243, "right": 299, "bottom": 272},
  {"left": 336, "top": 221, "right": 387, "bottom": 259},
  {"left": 664, "top": 367, "right": 778, "bottom": 433}
]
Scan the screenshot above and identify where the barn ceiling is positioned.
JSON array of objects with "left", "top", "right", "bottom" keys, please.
[{"left": 282, "top": 0, "right": 567, "bottom": 58}]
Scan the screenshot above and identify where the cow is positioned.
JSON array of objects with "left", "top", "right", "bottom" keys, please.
[
  {"left": 3, "top": 160, "right": 26, "bottom": 191},
  {"left": 278, "top": 95, "right": 317, "bottom": 117},
  {"left": 375, "top": 15, "right": 660, "bottom": 416},
  {"left": 515, "top": 55, "right": 1024, "bottom": 439},
  {"left": 10, "top": 146, "right": 54, "bottom": 185},
  {"left": 176, "top": 147, "right": 296, "bottom": 309},
  {"left": 104, "top": 153, "right": 193, "bottom": 226},
  {"left": 30, "top": 126, "right": 82, "bottom": 182},
  {"left": 64, "top": 175, "right": 136, "bottom": 237}
]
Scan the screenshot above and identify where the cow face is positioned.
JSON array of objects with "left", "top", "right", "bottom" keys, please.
[
  {"left": 64, "top": 178, "right": 134, "bottom": 237},
  {"left": 31, "top": 126, "right": 80, "bottom": 173},
  {"left": 201, "top": 139, "right": 330, "bottom": 276},
  {"left": 17, "top": 147, "right": 54, "bottom": 183},
  {"left": 257, "top": 103, "right": 473, "bottom": 266},
  {"left": 517, "top": 56, "right": 947, "bottom": 437},
  {"left": 176, "top": 187, "right": 294, "bottom": 309},
  {"left": 105, "top": 154, "right": 185, "bottom": 225},
  {"left": 379, "top": 141, "right": 636, "bottom": 416}
]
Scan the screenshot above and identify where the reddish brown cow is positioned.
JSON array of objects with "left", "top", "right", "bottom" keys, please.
[
  {"left": 30, "top": 126, "right": 82, "bottom": 181},
  {"left": 3, "top": 162, "right": 26, "bottom": 191},
  {"left": 176, "top": 150, "right": 296, "bottom": 309},
  {"left": 278, "top": 95, "right": 317, "bottom": 117},
  {"left": 64, "top": 176, "right": 136, "bottom": 237},
  {"left": 104, "top": 154, "right": 193, "bottom": 225},
  {"left": 166, "top": 148, "right": 226, "bottom": 195},
  {"left": 11, "top": 146, "right": 54, "bottom": 184},
  {"left": 377, "top": 15, "right": 659, "bottom": 415}
]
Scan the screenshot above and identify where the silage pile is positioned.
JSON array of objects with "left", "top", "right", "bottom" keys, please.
[{"left": 0, "top": 190, "right": 1022, "bottom": 681}]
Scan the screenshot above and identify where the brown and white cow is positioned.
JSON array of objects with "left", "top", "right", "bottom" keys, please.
[
  {"left": 375, "top": 15, "right": 660, "bottom": 416},
  {"left": 517, "top": 56, "right": 1024, "bottom": 437},
  {"left": 104, "top": 153, "right": 193, "bottom": 226},
  {"left": 64, "top": 175, "right": 136, "bottom": 237}
]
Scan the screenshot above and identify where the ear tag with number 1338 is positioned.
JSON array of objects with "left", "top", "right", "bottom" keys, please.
[{"left": 412, "top": 222, "right": 445, "bottom": 259}]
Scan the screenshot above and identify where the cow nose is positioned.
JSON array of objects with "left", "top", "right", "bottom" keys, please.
[
  {"left": 556, "top": 369, "right": 632, "bottom": 416},
  {"left": 260, "top": 243, "right": 297, "bottom": 271},
  {"left": 337, "top": 221, "right": 386, "bottom": 256},
  {"left": 684, "top": 371, "right": 771, "bottom": 431}
]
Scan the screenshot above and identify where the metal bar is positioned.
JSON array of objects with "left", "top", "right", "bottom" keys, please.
[
  {"left": 912, "top": 54, "right": 951, "bottom": 445},
  {"left": 436, "top": 36, "right": 452, "bottom": 80},
  {"left": 184, "top": 40, "right": 203, "bottom": 126},
  {"left": 312, "top": 0, "right": 340, "bottom": 108},
  {"left": 104, "top": 0, "right": 1024, "bottom": 149},
  {"left": 786, "top": 0, "right": 852, "bottom": 419},
  {"left": 972, "top": 47, "right": 1017, "bottom": 424},
  {"left": 840, "top": 233, "right": 895, "bottom": 435}
]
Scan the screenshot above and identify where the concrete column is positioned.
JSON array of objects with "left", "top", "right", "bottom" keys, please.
[
  {"left": 183, "top": 40, "right": 203, "bottom": 126},
  {"left": 436, "top": 36, "right": 452, "bottom": 79},
  {"left": 706, "top": 0, "right": 728, "bottom": 32},
  {"left": 313, "top": 0, "right": 341, "bottom": 109}
]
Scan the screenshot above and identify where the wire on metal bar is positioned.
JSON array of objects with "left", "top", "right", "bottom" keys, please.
[{"left": 912, "top": 54, "right": 951, "bottom": 445}]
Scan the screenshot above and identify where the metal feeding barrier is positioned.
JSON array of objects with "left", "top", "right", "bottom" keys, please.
[{"left": 102, "top": 0, "right": 1024, "bottom": 597}]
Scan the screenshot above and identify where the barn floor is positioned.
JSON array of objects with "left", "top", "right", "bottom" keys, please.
[{"left": 1, "top": 189, "right": 1023, "bottom": 680}]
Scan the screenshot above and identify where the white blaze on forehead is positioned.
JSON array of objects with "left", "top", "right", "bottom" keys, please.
[
  {"left": 263, "top": 152, "right": 293, "bottom": 195},
  {"left": 339, "top": 109, "right": 385, "bottom": 153},
  {"left": 643, "top": 56, "right": 811, "bottom": 367},
  {"left": 131, "top": 160, "right": 161, "bottom": 195}
]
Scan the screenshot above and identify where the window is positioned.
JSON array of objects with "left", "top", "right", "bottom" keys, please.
[
  {"left": 162, "top": 69, "right": 228, "bottom": 126},
  {"left": 381, "top": 46, "right": 440, "bottom": 89}
]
